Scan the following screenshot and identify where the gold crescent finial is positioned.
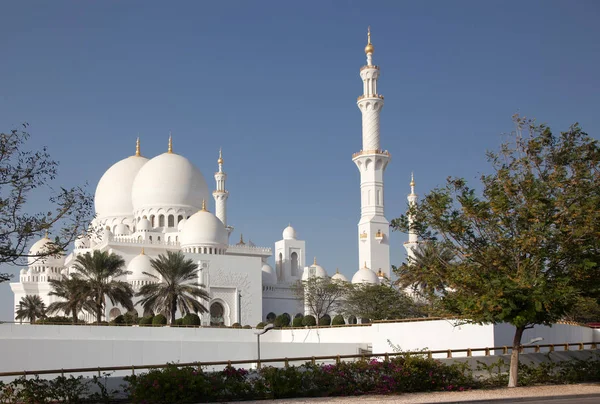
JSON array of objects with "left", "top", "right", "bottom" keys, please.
[
  {"left": 140, "top": 247, "right": 145, "bottom": 255},
  {"left": 313, "top": 257, "right": 317, "bottom": 265},
  {"left": 217, "top": 147, "right": 223, "bottom": 165},
  {"left": 168, "top": 132, "right": 173, "bottom": 153},
  {"left": 135, "top": 137, "right": 141, "bottom": 157},
  {"left": 368, "top": 26, "right": 371, "bottom": 44},
  {"left": 364, "top": 26, "right": 374, "bottom": 55},
  {"left": 201, "top": 199, "right": 207, "bottom": 211},
  {"left": 410, "top": 172, "right": 415, "bottom": 187}
]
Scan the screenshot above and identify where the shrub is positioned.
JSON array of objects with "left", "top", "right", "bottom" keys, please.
[
  {"left": 153, "top": 314, "right": 167, "bottom": 326},
  {"left": 274, "top": 314, "right": 290, "bottom": 328},
  {"left": 124, "top": 311, "right": 139, "bottom": 325},
  {"left": 174, "top": 318, "right": 184, "bottom": 326},
  {"left": 139, "top": 316, "right": 154, "bottom": 326},
  {"left": 231, "top": 323, "right": 242, "bottom": 328},
  {"left": 332, "top": 315, "right": 345, "bottom": 325},
  {"left": 266, "top": 312, "right": 276, "bottom": 323},
  {"left": 182, "top": 313, "right": 201, "bottom": 326},
  {"left": 302, "top": 315, "right": 316, "bottom": 327},
  {"left": 243, "top": 325, "right": 252, "bottom": 329},
  {"left": 256, "top": 322, "right": 266, "bottom": 329},
  {"left": 36, "top": 316, "right": 77, "bottom": 325},
  {"left": 319, "top": 314, "right": 331, "bottom": 326},
  {"left": 292, "top": 316, "right": 304, "bottom": 327},
  {"left": 112, "top": 315, "right": 125, "bottom": 325}
]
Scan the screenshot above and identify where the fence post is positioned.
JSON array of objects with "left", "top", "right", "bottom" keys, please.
[
  {"left": 132, "top": 365, "right": 135, "bottom": 376},
  {"left": 534, "top": 345, "right": 540, "bottom": 353},
  {"left": 384, "top": 353, "right": 389, "bottom": 362},
  {"left": 447, "top": 349, "right": 452, "bottom": 358},
  {"left": 564, "top": 343, "right": 569, "bottom": 351},
  {"left": 467, "top": 348, "right": 472, "bottom": 357},
  {"left": 579, "top": 343, "right": 584, "bottom": 351},
  {"left": 592, "top": 343, "right": 597, "bottom": 350},
  {"left": 284, "top": 358, "right": 289, "bottom": 368},
  {"left": 98, "top": 367, "right": 101, "bottom": 378},
  {"left": 23, "top": 370, "right": 26, "bottom": 380},
  {"left": 503, "top": 346, "right": 508, "bottom": 354},
  {"left": 311, "top": 356, "right": 316, "bottom": 365},
  {"left": 485, "top": 348, "right": 490, "bottom": 356},
  {"left": 428, "top": 351, "right": 432, "bottom": 359},
  {"left": 549, "top": 344, "right": 554, "bottom": 352},
  {"left": 336, "top": 355, "right": 341, "bottom": 365},
  {"left": 61, "top": 369, "right": 64, "bottom": 377}
]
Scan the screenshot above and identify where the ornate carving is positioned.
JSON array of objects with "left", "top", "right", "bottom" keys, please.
[{"left": 210, "top": 268, "right": 253, "bottom": 325}]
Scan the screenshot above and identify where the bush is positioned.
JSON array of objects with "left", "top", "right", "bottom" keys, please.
[
  {"left": 319, "top": 314, "right": 331, "bottom": 326},
  {"left": 182, "top": 313, "right": 201, "bottom": 326},
  {"left": 302, "top": 315, "right": 316, "bottom": 327},
  {"left": 139, "top": 316, "right": 154, "bottom": 326},
  {"left": 243, "top": 325, "right": 252, "bottom": 329},
  {"left": 112, "top": 315, "right": 125, "bottom": 325},
  {"left": 153, "top": 314, "right": 167, "bottom": 326},
  {"left": 173, "top": 318, "right": 184, "bottom": 326},
  {"left": 266, "top": 312, "right": 276, "bottom": 323},
  {"left": 332, "top": 315, "right": 345, "bottom": 326},
  {"left": 231, "top": 323, "right": 242, "bottom": 328},
  {"left": 124, "top": 310, "right": 139, "bottom": 325},
  {"left": 274, "top": 314, "right": 290, "bottom": 328},
  {"left": 292, "top": 316, "right": 304, "bottom": 327},
  {"left": 256, "top": 322, "right": 266, "bottom": 329},
  {"left": 35, "top": 316, "right": 77, "bottom": 325}
]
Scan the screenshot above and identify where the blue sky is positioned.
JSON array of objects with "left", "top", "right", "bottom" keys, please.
[{"left": 1, "top": 1, "right": 599, "bottom": 320}]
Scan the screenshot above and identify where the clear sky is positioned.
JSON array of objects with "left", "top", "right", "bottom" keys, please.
[{"left": 1, "top": 1, "right": 599, "bottom": 320}]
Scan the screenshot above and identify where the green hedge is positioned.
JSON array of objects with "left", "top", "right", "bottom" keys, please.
[
  {"left": 302, "top": 315, "right": 316, "bottom": 327},
  {"left": 292, "top": 316, "right": 304, "bottom": 327},
  {"left": 256, "top": 322, "right": 266, "bottom": 329},
  {"left": 152, "top": 315, "right": 167, "bottom": 326},
  {"left": 319, "top": 314, "right": 331, "bottom": 326},
  {"left": 332, "top": 315, "right": 345, "bottom": 325},
  {"left": 274, "top": 314, "right": 290, "bottom": 328},
  {"left": 139, "top": 316, "right": 154, "bottom": 326},
  {"left": 182, "top": 313, "right": 201, "bottom": 326}
]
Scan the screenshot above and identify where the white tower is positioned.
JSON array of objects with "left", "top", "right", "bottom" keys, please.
[
  {"left": 352, "top": 28, "right": 391, "bottom": 278},
  {"left": 404, "top": 173, "right": 419, "bottom": 260},
  {"left": 213, "top": 149, "right": 233, "bottom": 240},
  {"left": 274, "top": 225, "right": 306, "bottom": 283}
]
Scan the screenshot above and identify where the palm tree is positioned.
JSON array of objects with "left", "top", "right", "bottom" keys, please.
[
  {"left": 16, "top": 295, "right": 46, "bottom": 323},
  {"left": 47, "top": 276, "right": 94, "bottom": 324},
  {"left": 137, "top": 250, "right": 209, "bottom": 326},
  {"left": 72, "top": 250, "right": 134, "bottom": 323}
]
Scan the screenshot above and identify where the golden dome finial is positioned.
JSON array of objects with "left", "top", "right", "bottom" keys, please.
[
  {"left": 217, "top": 147, "right": 223, "bottom": 165},
  {"left": 363, "top": 261, "right": 368, "bottom": 269},
  {"left": 410, "top": 172, "right": 415, "bottom": 187},
  {"left": 336, "top": 268, "right": 340, "bottom": 274},
  {"left": 313, "top": 257, "right": 317, "bottom": 265},
  {"left": 140, "top": 247, "right": 145, "bottom": 255},
  {"left": 365, "top": 26, "right": 374, "bottom": 55},
  {"left": 135, "top": 137, "right": 141, "bottom": 157},
  {"left": 44, "top": 230, "right": 49, "bottom": 239},
  {"left": 168, "top": 132, "right": 173, "bottom": 153},
  {"left": 201, "top": 199, "right": 207, "bottom": 211},
  {"left": 238, "top": 233, "right": 245, "bottom": 245}
]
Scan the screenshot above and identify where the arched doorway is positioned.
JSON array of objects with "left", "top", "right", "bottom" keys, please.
[
  {"left": 108, "top": 308, "right": 122, "bottom": 321},
  {"left": 291, "top": 252, "right": 298, "bottom": 276},
  {"left": 210, "top": 302, "right": 225, "bottom": 326}
]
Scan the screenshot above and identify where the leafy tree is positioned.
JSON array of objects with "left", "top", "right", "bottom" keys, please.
[
  {"left": 136, "top": 251, "right": 209, "bottom": 326},
  {"left": 391, "top": 116, "right": 600, "bottom": 387},
  {"left": 15, "top": 295, "right": 46, "bottom": 323},
  {"left": 342, "top": 284, "right": 425, "bottom": 321},
  {"left": 291, "top": 277, "right": 346, "bottom": 320},
  {"left": 0, "top": 125, "right": 93, "bottom": 282},
  {"left": 47, "top": 277, "right": 93, "bottom": 324},
  {"left": 71, "top": 250, "right": 134, "bottom": 323}
]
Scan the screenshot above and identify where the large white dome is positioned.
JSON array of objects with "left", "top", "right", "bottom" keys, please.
[
  {"left": 28, "top": 236, "right": 65, "bottom": 267},
  {"left": 180, "top": 209, "right": 228, "bottom": 248},
  {"left": 302, "top": 258, "right": 328, "bottom": 280},
  {"left": 131, "top": 152, "right": 209, "bottom": 214},
  {"left": 351, "top": 263, "right": 380, "bottom": 285},
  {"left": 95, "top": 155, "right": 148, "bottom": 219},
  {"left": 127, "top": 250, "right": 158, "bottom": 282}
]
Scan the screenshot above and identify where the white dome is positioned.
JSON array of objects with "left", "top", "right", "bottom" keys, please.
[
  {"left": 331, "top": 270, "right": 349, "bottom": 282},
  {"left": 137, "top": 218, "right": 151, "bottom": 232},
  {"left": 282, "top": 225, "right": 297, "bottom": 240},
  {"left": 261, "top": 263, "right": 277, "bottom": 285},
  {"left": 351, "top": 264, "right": 380, "bottom": 285},
  {"left": 20, "top": 268, "right": 26, "bottom": 275},
  {"left": 177, "top": 218, "right": 187, "bottom": 231},
  {"left": 302, "top": 259, "right": 328, "bottom": 280},
  {"left": 180, "top": 210, "right": 227, "bottom": 248},
  {"left": 127, "top": 250, "right": 158, "bottom": 281},
  {"left": 28, "top": 236, "right": 65, "bottom": 267},
  {"left": 131, "top": 152, "right": 209, "bottom": 214},
  {"left": 95, "top": 155, "right": 148, "bottom": 219},
  {"left": 114, "top": 223, "right": 130, "bottom": 236}
]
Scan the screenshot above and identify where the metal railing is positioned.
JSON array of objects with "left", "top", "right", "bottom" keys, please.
[{"left": 0, "top": 341, "right": 596, "bottom": 378}]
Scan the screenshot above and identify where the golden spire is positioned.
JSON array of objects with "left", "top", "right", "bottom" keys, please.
[
  {"left": 313, "top": 257, "right": 317, "bottom": 265},
  {"left": 410, "top": 172, "right": 415, "bottom": 187},
  {"left": 363, "top": 261, "right": 368, "bottom": 269},
  {"left": 365, "top": 26, "right": 374, "bottom": 55},
  {"left": 336, "top": 268, "right": 340, "bottom": 274},
  {"left": 140, "top": 247, "right": 145, "bottom": 255},
  {"left": 238, "top": 233, "right": 245, "bottom": 245},
  {"left": 201, "top": 199, "right": 207, "bottom": 211},
  {"left": 217, "top": 147, "right": 223, "bottom": 165},
  {"left": 168, "top": 132, "right": 173, "bottom": 153},
  {"left": 135, "top": 137, "right": 141, "bottom": 157}
]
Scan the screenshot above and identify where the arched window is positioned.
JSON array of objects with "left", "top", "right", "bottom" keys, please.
[
  {"left": 348, "top": 315, "right": 357, "bottom": 325},
  {"left": 150, "top": 215, "right": 155, "bottom": 227},
  {"left": 291, "top": 252, "right": 298, "bottom": 276},
  {"left": 177, "top": 215, "right": 183, "bottom": 223},
  {"left": 168, "top": 215, "right": 174, "bottom": 227},
  {"left": 109, "top": 308, "right": 122, "bottom": 321},
  {"left": 276, "top": 253, "right": 283, "bottom": 279},
  {"left": 149, "top": 236, "right": 152, "bottom": 242},
  {"left": 158, "top": 215, "right": 165, "bottom": 227},
  {"left": 210, "top": 302, "right": 225, "bottom": 326}
]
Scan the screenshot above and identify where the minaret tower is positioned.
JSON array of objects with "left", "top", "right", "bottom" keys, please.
[
  {"left": 404, "top": 173, "right": 419, "bottom": 260},
  {"left": 352, "top": 28, "right": 391, "bottom": 278},
  {"left": 213, "top": 148, "right": 233, "bottom": 240}
]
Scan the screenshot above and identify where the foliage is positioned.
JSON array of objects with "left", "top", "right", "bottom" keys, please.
[
  {"left": 0, "top": 125, "right": 93, "bottom": 282},
  {"left": 123, "top": 310, "right": 139, "bottom": 325},
  {"left": 266, "top": 312, "right": 276, "bottom": 323},
  {"left": 72, "top": 250, "right": 134, "bottom": 323},
  {"left": 292, "top": 315, "right": 304, "bottom": 327},
  {"left": 152, "top": 314, "right": 167, "bottom": 326},
  {"left": 139, "top": 315, "right": 154, "bottom": 326},
  {"left": 274, "top": 314, "right": 290, "bottom": 328},
  {"left": 256, "top": 322, "right": 266, "bottom": 329},
  {"left": 291, "top": 277, "right": 346, "bottom": 320},
  {"left": 136, "top": 251, "right": 209, "bottom": 326},
  {"left": 111, "top": 315, "right": 125, "bottom": 325},
  {"left": 36, "top": 315, "right": 82, "bottom": 324},
  {"left": 243, "top": 325, "right": 252, "bottom": 329},
  {"left": 302, "top": 315, "right": 316, "bottom": 327},
  {"left": 391, "top": 116, "right": 600, "bottom": 387},
  {"left": 563, "top": 297, "right": 600, "bottom": 324},
  {"left": 174, "top": 318, "right": 184, "bottom": 326},
  {"left": 48, "top": 276, "right": 94, "bottom": 323},
  {"left": 231, "top": 322, "right": 242, "bottom": 328},
  {"left": 15, "top": 295, "right": 46, "bottom": 323},
  {"left": 182, "top": 313, "right": 201, "bottom": 326},
  {"left": 343, "top": 283, "right": 425, "bottom": 321},
  {"left": 319, "top": 314, "right": 331, "bottom": 326},
  {"left": 332, "top": 314, "right": 345, "bottom": 325}
]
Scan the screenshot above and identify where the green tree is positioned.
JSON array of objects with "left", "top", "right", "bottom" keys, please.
[
  {"left": 47, "top": 277, "right": 93, "bottom": 324},
  {"left": 15, "top": 295, "right": 46, "bottom": 323},
  {"left": 291, "top": 277, "right": 346, "bottom": 320},
  {"left": 136, "top": 251, "right": 209, "bottom": 326},
  {"left": 342, "top": 284, "right": 425, "bottom": 321},
  {"left": 391, "top": 116, "right": 600, "bottom": 387},
  {"left": 72, "top": 250, "right": 134, "bottom": 323},
  {"left": 0, "top": 125, "right": 93, "bottom": 282}
]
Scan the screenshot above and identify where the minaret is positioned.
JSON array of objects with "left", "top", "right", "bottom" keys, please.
[
  {"left": 352, "top": 27, "right": 391, "bottom": 278},
  {"left": 404, "top": 173, "right": 419, "bottom": 260},
  {"left": 213, "top": 148, "right": 233, "bottom": 240}
]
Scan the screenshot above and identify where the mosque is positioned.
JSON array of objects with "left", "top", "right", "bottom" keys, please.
[{"left": 10, "top": 30, "right": 419, "bottom": 326}]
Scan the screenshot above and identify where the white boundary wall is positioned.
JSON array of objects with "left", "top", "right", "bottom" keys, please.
[{"left": 0, "top": 321, "right": 597, "bottom": 373}]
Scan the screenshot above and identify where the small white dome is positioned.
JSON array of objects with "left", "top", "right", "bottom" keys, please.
[
  {"left": 28, "top": 236, "right": 65, "bottom": 267},
  {"left": 177, "top": 218, "right": 187, "bottom": 231},
  {"left": 302, "top": 258, "right": 328, "bottom": 280},
  {"left": 261, "top": 263, "right": 277, "bottom": 285},
  {"left": 331, "top": 270, "right": 349, "bottom": 282},
  {"left": 95, "top": 154, "right": 148, "bottom": 220},
  {"left": 282, "top": 225, "right": 297, "bottom": 240},
  {"left": 114, "top": 223, "right": 130, "bottom": 236},
  {"left": 20, "top": 268, "right": 26, "bottom": 275},
  {"left": 137, "top": 218, "right": 151, "bottom": 232},
  {"left": 351, "top": 264, "right": 380, "bottom": 285},
  {"left": 127, "top": 250, "right": 158, "bottom": 281},
  {"left": 180, "top": 209, "right": 227, "bottom": 248},
  {"left": 131, "top": 152, "right": 209, "bottom": 214}
]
